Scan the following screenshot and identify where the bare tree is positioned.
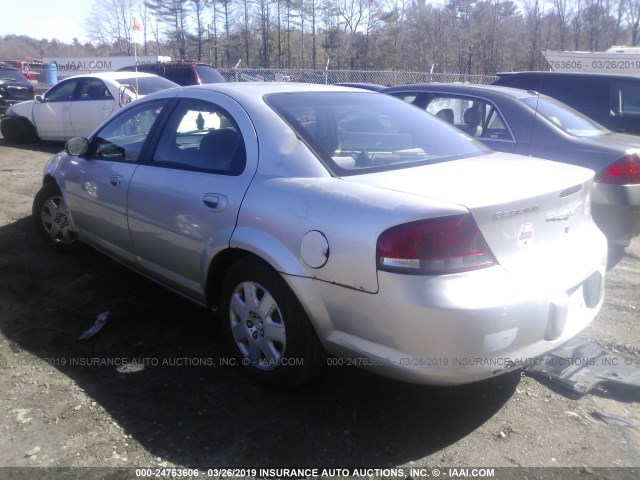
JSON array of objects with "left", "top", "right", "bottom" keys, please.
[
  {"left": 256, "top": 0, "right": 271, "bottom": 66},
  {"left": 629, "top": 0, "right": 640, "bottom": 45},
  {"left": 190, "top": 0, "right": 207, "bottom": 60},
  {"left": 87, "top": 0, "right": 138, "bottom": 55},
  {"left": 145, "top": 0, "right": 190, "bottom": 58}
]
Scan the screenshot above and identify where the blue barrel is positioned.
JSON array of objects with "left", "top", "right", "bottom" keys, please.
[{"left": 44, "top": 63, "right": 58, "bottom": 84}]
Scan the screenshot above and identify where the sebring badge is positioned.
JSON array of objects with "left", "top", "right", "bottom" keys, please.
[{"left": 493, "top": 205, "right": 540, "bottom": 220}]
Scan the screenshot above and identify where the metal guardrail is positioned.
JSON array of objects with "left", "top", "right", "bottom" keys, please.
[{"left": 217, "top": 68, "right": 498, "bottom": 86}]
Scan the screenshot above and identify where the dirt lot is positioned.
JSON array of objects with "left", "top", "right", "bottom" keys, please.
[{"left": 0, "top": 136, "right": 639, "bottom": 478}]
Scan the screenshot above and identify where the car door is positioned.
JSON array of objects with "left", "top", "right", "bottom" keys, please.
[
  {"left": 63, "top": 99, "right": 169, "bottom": 266},
  {"left": 70, "top": 78, "right": 118, "bottom": 137},
  {"left": 126, "top": 90, "right": 258, "bottom": 303},
  {"left": 32, "top": 78, "right": 79, "bottom": 140}
]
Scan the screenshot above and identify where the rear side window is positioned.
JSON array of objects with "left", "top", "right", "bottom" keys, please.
[{"left": 152, "top": 98, "right": 246, "bottom": 175}]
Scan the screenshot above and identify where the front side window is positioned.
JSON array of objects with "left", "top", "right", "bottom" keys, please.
[
  {"left": 152, "top": 98, "right": 246, "bottom": 175},
  {"left": 45, "top": 79, "right": 79, "bottom": 102},
  {"left": 90, "top": 100, "right": 166, "bottom": 161},
  {"left": 266, "top": 92, "right": 487, "bottom": 175}
]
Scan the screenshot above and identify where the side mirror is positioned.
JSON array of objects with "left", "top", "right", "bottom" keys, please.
[
  {"left": 34, "top": 95, "right": 43, "bottom": 103},
  {"left": 65, "top": 137, "right": 89, "bottom": 156}
]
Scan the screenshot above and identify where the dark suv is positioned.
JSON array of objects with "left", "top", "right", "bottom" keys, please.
[
  {"left": 493, "top": 71, "right": 640, "bottom": 134},
  {"left": 117, "top": 61, "right": 225, "bottom": 86},
  {"left": 0, "top": 66, "right": 35, "bottom": 116}
]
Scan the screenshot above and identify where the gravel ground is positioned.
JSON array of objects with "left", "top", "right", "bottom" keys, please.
[{"left": 0, "top": 135, "right": 639, "bottom": 479}]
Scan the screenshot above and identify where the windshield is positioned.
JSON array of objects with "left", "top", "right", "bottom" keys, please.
[
  {"left": 521, "top": 96, "right": 610, "bottom": 137},
  {"left": 117, "top": 76, "right": 177, "bottom": 95},
  {"left": 266, "top": 92, "right": 487, "bottom": 175}
]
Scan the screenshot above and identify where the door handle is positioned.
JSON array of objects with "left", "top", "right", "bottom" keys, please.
[
  {"left": 202, "top": 194, "right": 227, "bottom": 212},
  {"left": 109, "top": 176, "right": 121, "bottom": 188}
]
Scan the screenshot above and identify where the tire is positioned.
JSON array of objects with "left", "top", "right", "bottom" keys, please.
[
  {"left": 1, "top": 116, "right": 37, "bottom": 144},
  {"left": 32, "top": 182, "right": 81, "bottom": 252},
  {"left": 219, "top": 257, "right": 325, "bottom": 389}
]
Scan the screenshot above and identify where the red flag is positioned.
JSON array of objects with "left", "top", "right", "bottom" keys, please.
[{"left": 132, "top": 17, "right": 142, "bottom": 32}]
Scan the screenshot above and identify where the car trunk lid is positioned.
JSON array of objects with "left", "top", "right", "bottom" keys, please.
[{"left": 343, "top": 153, "right": 595, "bottom": 274}]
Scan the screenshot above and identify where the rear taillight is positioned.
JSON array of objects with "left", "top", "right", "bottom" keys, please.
[
  {"left": 594, "top": 154, "right": 640, "bottom": 185},
  {"left": 376, "top": 214, "right": 496, "bottom": 275}
]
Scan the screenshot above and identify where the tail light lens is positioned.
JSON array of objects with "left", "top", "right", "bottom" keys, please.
[
  {"left": 377, "top": 214, "right": 496, "bottom": 275},
  {"left": 594, "top": 154, "right": 640, "bottom": 185}
]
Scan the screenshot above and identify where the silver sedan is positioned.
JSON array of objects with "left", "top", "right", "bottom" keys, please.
[{"left": 33, "top": 83, "right": 607, "bottom": 388}]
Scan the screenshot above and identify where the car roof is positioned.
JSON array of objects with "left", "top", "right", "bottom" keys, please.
[
  {"left": 119, "top": 62, "right": 213, "bottom": 69},
  {"left": 381, "top": 83, "right": 539, "bottom": 100},
  {"left": 334, "top": 82, "right": 385, "bottom": 91},
  {"left": 179, "top": 82, "right": 375, "bottom": 96},
  {"left": 140, "top": 82, "right": 380, "bottom": 114},
  {"left": 60, "top": 71, "right": 164, "bottom": 81}
]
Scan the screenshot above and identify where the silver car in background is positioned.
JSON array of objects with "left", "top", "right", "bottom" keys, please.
[{"left": 33, "top": 83, "right": 607, "bottom": 388}]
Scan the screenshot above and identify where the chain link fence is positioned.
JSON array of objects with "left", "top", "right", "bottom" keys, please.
[{"left": 218, "top": 68, "right": 498, "bottom": 86}]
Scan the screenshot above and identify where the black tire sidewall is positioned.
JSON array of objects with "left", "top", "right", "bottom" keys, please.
[
  {"left": 1, "top": 117, "right": 25, "bottom": 143},
  {"left": 1, "top": 117, "right": 37, "bottom": 144},
  {"left": 18, "top": 117, "right": 37, "bottom": 143}
]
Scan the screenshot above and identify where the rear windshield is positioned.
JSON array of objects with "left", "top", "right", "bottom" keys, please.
[
  {"left": 521, "top": 96, "right": 610, "bottom": 137},
  {"left": 194, "top": 66, "right": 225, "bottom": 84},
  {"left": 0, "top": 68, "right": 29, "bottom": 83},
  {"left": 266, "top": 92, "right": 487, "bottom": 175},
  {"left": 117, "top": 76, "right": 177, "bottom": 95}
]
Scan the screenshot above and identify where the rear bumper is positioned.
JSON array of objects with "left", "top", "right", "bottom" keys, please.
[
  {"left": 592, "top": 182, "right": 640, "bottom": 243},
  {"left": 592, "top": 202, "right": 640, "bottom": 245},
  {"left": 287, "top": 231, "right": 607, "bottom": 385}
]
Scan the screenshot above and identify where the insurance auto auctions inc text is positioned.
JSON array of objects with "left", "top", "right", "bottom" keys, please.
[{"left": 252, "top": 468, "right": 495, "bottom": 478}]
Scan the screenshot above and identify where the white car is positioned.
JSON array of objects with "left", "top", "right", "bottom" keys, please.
[{"left": 1, "top": 72, "right": 177, "bottom": 143}]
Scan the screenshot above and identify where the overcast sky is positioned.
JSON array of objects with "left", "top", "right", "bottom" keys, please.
[{"left": 3, "top": 0, "right": 92, "bottom": 43}]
